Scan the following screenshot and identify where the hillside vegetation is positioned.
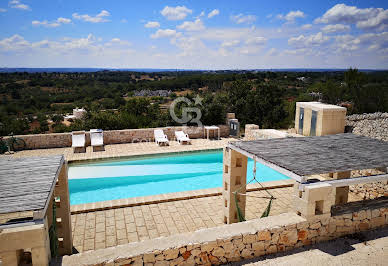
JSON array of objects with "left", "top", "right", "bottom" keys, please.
[{"left": 0, "top": 69, "right": 387, "bottom": 136}]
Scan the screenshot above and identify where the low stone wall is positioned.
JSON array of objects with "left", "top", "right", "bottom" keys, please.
[
  {"left": 244, "top": 124, "right": 290, "bottom": 141},
  {"left": 6, "top": 125, "right": 229, "bottom": 150},
  {"left": 346, "top": 112, "right": 388, "bottom": 141},
  {"left": 62, "top": 204, "right": 388, "bottom": 266}
]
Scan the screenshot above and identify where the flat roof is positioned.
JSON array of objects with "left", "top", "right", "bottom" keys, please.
[
  {"left": 229, "top": 134, "right": 388, "bottom": 178},
  {"left": 297, "top": 101, "right": 346, "bottom": 111},
  {"left": 0, "top": 155, "right": 64, "bottom": 216}
]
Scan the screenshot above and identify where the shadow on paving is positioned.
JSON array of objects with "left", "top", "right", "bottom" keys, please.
[{"left": 229, "top": 227, "right": 388, "bottom": 266}]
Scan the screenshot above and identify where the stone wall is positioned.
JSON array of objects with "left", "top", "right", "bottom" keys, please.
[
  {"left": 62, "top": 205, "right": 388, "bottom": 266},
  {"left": 5, "top": 125, "right": 229, "bottom": 150},
  {"left": 244, "top": 124, "right": 289, "bottom": 141},
  {"left": 346, "top": 113, "right": 388, "bottom": 200},
  {"left": 346, "top": 112, "right": 388, "bottom": 141}
]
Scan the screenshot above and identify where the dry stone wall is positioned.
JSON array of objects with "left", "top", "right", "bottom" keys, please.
[
  {"left": 346, "top": 112, "right": 388, "bottom": 141},
  {"left": 346, "top": 113, "right": 388, "bottom": 199},
  {"left": 5, "top": 125, "right": 229, "bottom": 150},
  {"left": 62, "top": 206, "right": 388, "bottom": 266}
]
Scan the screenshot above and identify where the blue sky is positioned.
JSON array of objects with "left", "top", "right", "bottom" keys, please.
[{"left": 0, "top": 0, "right": 387, "bottom": 69}]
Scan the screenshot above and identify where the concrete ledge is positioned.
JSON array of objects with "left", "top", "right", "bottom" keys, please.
[{"left": 70, "top": 179, "right": 294, "bottom": 214}]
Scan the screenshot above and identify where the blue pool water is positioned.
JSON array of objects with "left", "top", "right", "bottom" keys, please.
[{"left": 68, "top": 151, "right": 289, "bottom": 205}]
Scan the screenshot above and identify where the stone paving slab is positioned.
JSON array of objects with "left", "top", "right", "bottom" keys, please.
[
  {"left": 70, "top": 186, "right": 364, "bottom": 253},
  {"left": 71, "top": 187, "right": 295, "bottom": 253}
]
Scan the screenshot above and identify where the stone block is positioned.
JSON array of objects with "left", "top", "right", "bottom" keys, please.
[
  {"left": 278, "top": 229, "right": 298, "bottom": 246},
  {"left": 143, "top": 253, "right": 156, "bottom": 263},
  {"left": 243, "top": 234, "right": 256, "bottom": 244},
  {"left": 212, "top": 247, "right": 225, "bottom": 257},
  {"left": 370, "top": 216, "right": 385, "bottom": 228},
  {"left": 257, "top": 231, "right": 271, "bottom": 241},
  {"left": 297, "top": 230, "right": 308, "bottom": 240},
  {"left": 303, "top": 183, "right": 334, "bottom": 202},
  {"left": 252, "top": 241, "right": 265, "bottom": 251}
]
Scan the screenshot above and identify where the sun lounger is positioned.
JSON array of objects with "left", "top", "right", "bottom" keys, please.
[
  {"left": 90, "top": 129, "right": 104, "bottom": 151},
  {"left": 154, "top": 129, "right": 169, "bottom": 146},
  {"left": 72, "top": 131, "right": 86, "bottom": 153},
  {"left": 175, "top": 131, "right": 191, "bottom": 145}
]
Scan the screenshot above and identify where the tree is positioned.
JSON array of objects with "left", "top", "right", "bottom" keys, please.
[{"left": 344, "top": 68, "right": 366, "bottom": 113}]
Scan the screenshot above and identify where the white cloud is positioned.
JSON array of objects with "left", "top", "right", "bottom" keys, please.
[
  {"left": 221, "top": 40, "right": 240, "bottom": 48},
  {"left": 357, "top": 9, "right": 388, "bottom": 31},
  {"left": 267, "top": 48, "right": 277, "bottom": 56},
  {"left": 0, "top": 8, "right": 7, "bottom": 12},
  {"left": 151, "top": 29, "right": 181, "bottom": 39},
  {"left": 72, "top": 10, "right": 110, "bottom": 23},
  {"left": 302, "top": 24, "right": 312, "bottom": 30},
  {"left": 315, "top": 4, "right": 388, "bottom": 31},
  {"left": 322, "top": 24, "right": 350, "bottom": 34},
  {"left": 32, "top": 17, "right": 71, "bottom": 28},
  {"left": 9, "top": 0, "right": 30, "bottom": 10},
  {"left": 245, "top": 36, "right": 267, "bottom": 45},
  {"left": 145, "top": 21, "right": 160, "bottom": 28},
  {"left": 57, "top": 17, "right": 71, "bottom": 24},
  {"left": 208, "top": 9, "right": 219, "bottom": 18},
  {"left": 104, "top": 38, "right": 131, "bottom": 47},
  {"left": 0, "top": 34, "right": 30, "bottom": 51},
  {"left": 161, "top": 6, "right": 192, "bottom": 21},
  {"left": 288, "top": 32, "right": 330, "bottom": 47},
  {"left": 277, "top": 10, "right": 305, "bottom": 22},
  {"left": 177, "top": 19, "right": 205, "bottom": 31},
  {"left": 121, "top": 19, "right": 127, "bottom": 23},
  {"left": 231, "top": 14, "right": 257, "bottom": 24},
  {"left": 333, "top": 31, "right": 388, "bottom": 53}
]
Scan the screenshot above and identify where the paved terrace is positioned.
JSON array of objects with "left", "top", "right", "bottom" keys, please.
[
  {"left": 7, "top": 138, "right": 235, "bottom": 161},
  {"left": 69, "top": 188, "right": 363, "bottom": 253}
]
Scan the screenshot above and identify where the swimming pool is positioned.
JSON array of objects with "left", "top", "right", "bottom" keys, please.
[{"left": 68, "top": 150, "right": 289, "bottom": 205}]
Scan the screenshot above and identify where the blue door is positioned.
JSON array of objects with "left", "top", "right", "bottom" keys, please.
[
  {"left": 310, "top": 110, "right": 317, "bottom": 136},
  {"left": 298, "top": 107, "right": 304, "bottom": 134}
]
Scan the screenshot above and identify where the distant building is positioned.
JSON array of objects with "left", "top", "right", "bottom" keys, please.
[
  {"left": 297, "top": 77, "right": 309, "bottom": 82},
  {"left": 64, "top": 108, "right": 87, "bottom": 120},
  {"left": 134, "top": 89, "right": 172, "bottom": 97},
  {"left": 73, "top": 108, "right": 87, "bottom": 119}
]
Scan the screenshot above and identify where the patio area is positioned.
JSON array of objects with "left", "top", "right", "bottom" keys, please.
[
  {"left": 71, "top": 187, "right": 295, "bottom": 253},
  {"left": 70, "top": 185, "right": 365, "bottom": 253}
]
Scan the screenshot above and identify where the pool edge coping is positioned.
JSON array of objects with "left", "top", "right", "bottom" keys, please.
[
  {"left": 67, "top": 147, "right": 225, "bottom": 165},
  {"left": 70, "top": 179, "right": 294, "bottom": 214}
]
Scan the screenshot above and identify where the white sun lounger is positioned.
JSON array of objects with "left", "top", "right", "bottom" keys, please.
[
  {"left": 72, "top": 131, "right": 86, "bottom": 153},
  {"left": 154, "top": 129, "right": 169, "bottom": 146},
  {"left": 90, "top": 129, "right": 104, "bottom": 151},
  {"left": 175, "top": 131, "right": 191, "bottom": 145}
]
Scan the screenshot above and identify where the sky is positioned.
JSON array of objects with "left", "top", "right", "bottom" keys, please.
[{"left": 0, "top": 0, "right": 388, "bottom": 69}]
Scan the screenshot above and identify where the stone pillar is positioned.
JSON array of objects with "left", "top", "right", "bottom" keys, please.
[
  {"left": 31, "top": 217, "right": 51, "bottom": 266},
  {"left": 0, "top": 250, "right": 23, "bottom": 266},
  {"left": 244, "top": 124, "right": 259, "bottom": 141},
  {"left": 333, "top": 171, "right": 351, "bottom": 205},
  {"left": 54, "top": 162, "right": 73, "bottom": 255},
  {"left": 223, "top": 147, "right": 248, "bottom": 224},
  {"left": 293, "top": 182, "right": 335, "bottom": 220}
]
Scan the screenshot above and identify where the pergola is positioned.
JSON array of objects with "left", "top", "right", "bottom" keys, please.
[
  {"left": 223, "top": 133, "right": 388, "bottom": 224},
  {"left": 0, "top": 155, "right": 72, "bottom": 265}
]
